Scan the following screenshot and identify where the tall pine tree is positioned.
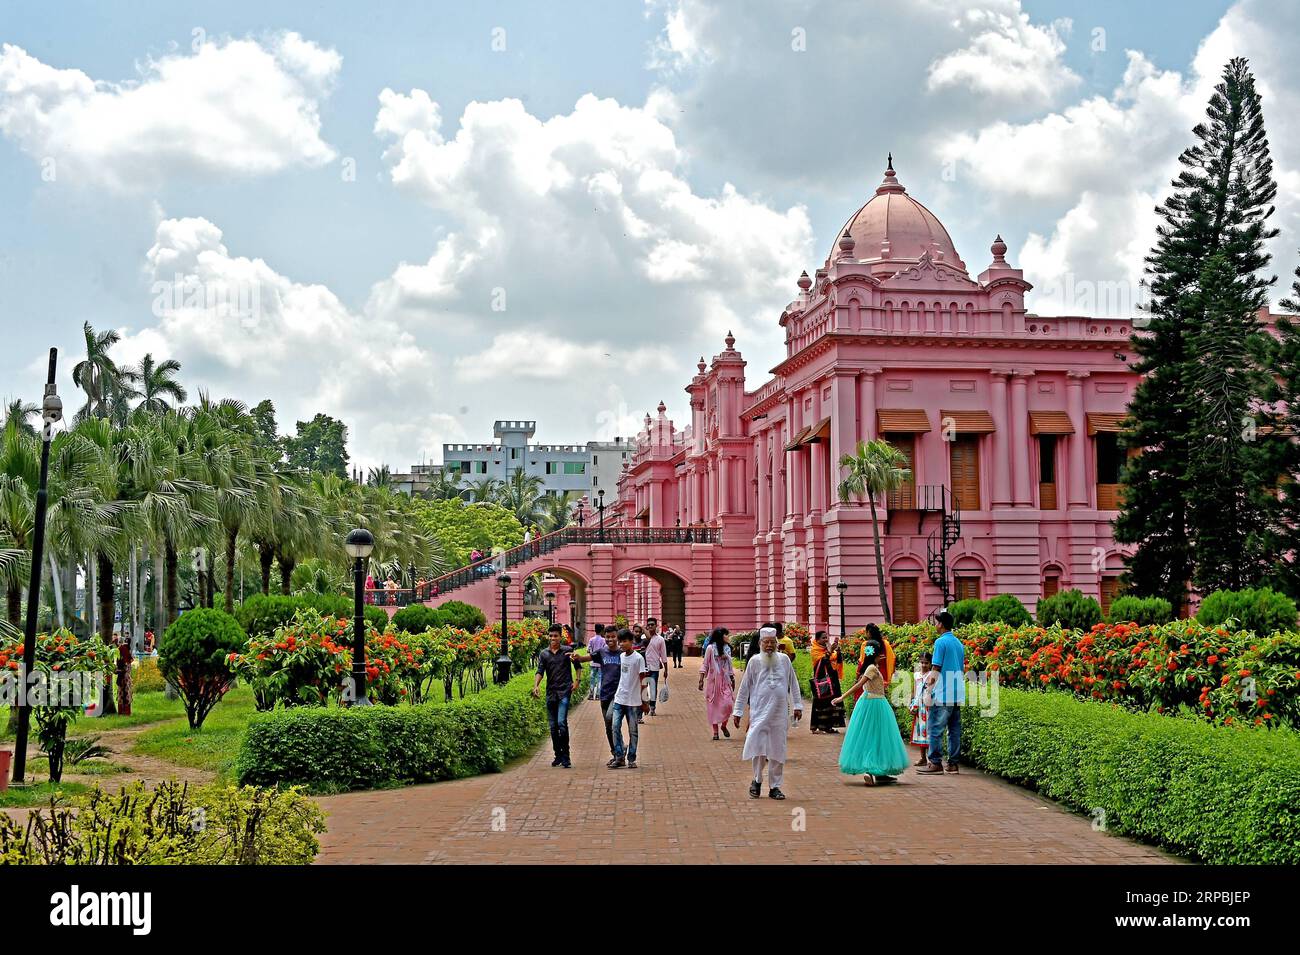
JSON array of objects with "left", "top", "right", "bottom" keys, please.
[
  {"left": 1262, "top": 256, "right": 1300, "bottom": 598},
  {"left": 1117, "top": 57, "right": 1277, "bottom": 610}
]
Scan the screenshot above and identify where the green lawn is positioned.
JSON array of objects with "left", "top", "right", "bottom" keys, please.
[
  {"left": 0, "top": 780, "right": 93, "bottom": 808},
  {"left": 129, "top": 686, "right": 256, "bottom": 783}
]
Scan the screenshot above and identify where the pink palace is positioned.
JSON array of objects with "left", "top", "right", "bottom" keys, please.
[{"left": 436, "top": 160, "right": 1142, "bottom": 636}]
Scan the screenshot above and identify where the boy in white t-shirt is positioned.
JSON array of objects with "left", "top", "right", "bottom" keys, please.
[{"left": 608, "top": 630, "right": 648, "bottom": 768}]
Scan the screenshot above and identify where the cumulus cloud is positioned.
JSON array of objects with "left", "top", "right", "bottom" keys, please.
[
  {"left": 117, "top": 216, "right": 455, "bottom": 469},
  {"left": 0, "top": 32, "right": 339, "bottom": 190},
  {"left": 927, "top": 10, "right": 1078, "bottom": 106}
]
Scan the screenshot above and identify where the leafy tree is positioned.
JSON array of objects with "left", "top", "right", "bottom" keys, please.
[
  {"left": 1117, "top": 57, "right": 1278, "bottom": 611},
  {"left": 3, "top": 399, "right": 37, "bottom": 437},
  {"left": 132, "top": 354, "right": 188, "bottom": 414},
  {"left": 415, "top": 498, "right": 523, "bottom": 566},
  {"left": 1036, "top": 589, "right": 1103, "bottom": 631},
  {"left": 499, "top": 468, "right": 546, "bottom": 528},
  {"left": 283, "top": 413, "right": 350, "bottom": 478},
  {"left": 158, "top": 608, "right": 245, "bottom": 730},
  {"left": 837, "top": 439, "right": 911, "bottom": 623},
  {"left": 71, "top": 321, "right": 129, "bottom": 420},
  {"left": 250, "top": 399, "right": 281, "bottom": 454}
]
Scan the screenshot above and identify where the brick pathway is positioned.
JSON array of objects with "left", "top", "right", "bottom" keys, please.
[{"left": 315, "top": 674, "right": 1175, "bottom": 864}]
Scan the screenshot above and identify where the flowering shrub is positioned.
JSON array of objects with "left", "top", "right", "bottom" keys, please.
[
  {"left": 228, "top": 610, "right": 353, "bottom": 710},
  {"left": 782, "top": 622, "right": 811, "bottom": 649}
]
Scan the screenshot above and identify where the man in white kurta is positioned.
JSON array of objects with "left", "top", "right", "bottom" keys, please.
[{"left": 732, "top": 628, "right": 803, "bottom": 799}]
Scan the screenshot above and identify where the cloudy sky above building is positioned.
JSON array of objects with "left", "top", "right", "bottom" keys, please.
[{"left": 2, "top": 0, "right": 1298, "bottom": 471}]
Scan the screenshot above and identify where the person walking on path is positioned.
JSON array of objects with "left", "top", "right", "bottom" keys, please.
[
  {"left": 585, "top": 624, "right": 607, "bottom": 701},
  {"left": 917, "top": 610, "right": 964, "bottom": 775},
  {"left": 531, "top": 624, "right": 581, "bottom": 769},
  {"left": 733, "top": 627, "right": 802, "bottom": 800},
  {"left": 808, "top": 630, "right": 845, "bottom": 734},
  {"left": 698, "top": 627, "right": 735, "bottom": 740},
  {"left": 668, "top": 626, "right": 685, "bottom": 668},
  {"left": 609, "top": 629, "right": 648, "bottom": 768},
  {"left": 643, "top": 618, "right": 667, "bottom": 716},
  {"left": 833, "top": 641, "right": 910, "bottom": 785},
  {"left": 570, "top": 626, "right": 620, "bottom": 756}
]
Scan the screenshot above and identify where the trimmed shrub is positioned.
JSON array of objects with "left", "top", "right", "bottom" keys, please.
[
  {"left": 236, "top": 593, "right": 387, "bottom": 639},
  {"left": 1107, "top": 595, "right": 1173, "bottom": 626},
  {"left": 159, "top": 609, "right": 246, "bottom": 730},
  {"left": 1036, "top": 588, "right": 1103, "bottom": 630},
  {"left": 947, "top": 599, "right": 982, "bottom": 628},
  {"left": 133, "top": 657, "right": 166, "bottom": 693},
  {"left": 236, "top": 669, "right": 588, "bottom": 792},
  {"left": 431, "top": 599, "right": 487, "bottom": 632},
  {"left": 947, "top": 688, "right": 1300, "bottom": 864},
  {"left": 973, "top": 593, "right": 1032, "bottom": 627},
  {"left": 391, "top": 604, "right": 441, "bottom": 634},
  {"left": 1197, "top": 587, "right": 1298, "bottom": 636},
  {"left": 0, "top": 780, "right": 325, "bottom": 864}
]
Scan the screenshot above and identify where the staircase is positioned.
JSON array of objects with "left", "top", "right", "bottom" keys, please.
[
  {"left": 918, "top": 485, "right": 961, "bottom": 605},
  {"left": 425, "top": 524, "right": 720, "bottom": 601}
]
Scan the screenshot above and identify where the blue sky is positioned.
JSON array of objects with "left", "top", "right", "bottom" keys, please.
[{"left": 2, "top": 0, "right": 1296, "bottom": 471}]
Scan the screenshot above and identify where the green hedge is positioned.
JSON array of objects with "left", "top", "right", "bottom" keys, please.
[
  {"left": 1107, "top": 595, "right": 1174, "bottom": 626},
  {"left": 1197, "top": 587, "right": 1298, "bottom": 636},
  {"left": 236, "top": 670, "right": 588, "bottom": 792},
  {"left": 938, "top": 687, "right": 1300, "bottom": 864},
  {"left": 236, "top": 593, "right": 389, "bottom": 639},
  {"left": 1036, "top": 588, "right": 1103, "bottom": 630}
]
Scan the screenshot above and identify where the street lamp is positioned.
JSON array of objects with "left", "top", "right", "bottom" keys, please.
[
  {"left": 495, "top": 573, "right": 513, "bottom": 684},
  {"left": 575, "top": 499, "right": 586, "bottom": 528},
  {"left": 597, "top": 489, "right": 606, "bottom": 542},
  {"left": 546, "top": 590, "right": 556, "bottom": 626},
  {"left": 836, "top": 580, "right": 848, "bottom": 643},
  {"left": 408, "top": 561, "right": 417, "bottom": 602},
  {"left": 345, "top": 528, "right": 375, "bottom": 706},
  {"left": 13, "top": 349, "right": 61, "bottom": 785},
  {"left": 569, "top": 599, "right": 577, "bottom": 641}
]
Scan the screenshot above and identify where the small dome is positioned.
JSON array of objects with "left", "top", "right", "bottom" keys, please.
[
  {"left": 797, "top": 270, "right": 812, "bottom": 290},
  {"left": 831, "top": 156, "right": 966, "bottom": 273}
]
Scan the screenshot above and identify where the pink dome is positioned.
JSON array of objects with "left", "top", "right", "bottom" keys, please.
[{"left": 832, "top": 157, "right": 966, "bottom": 273}]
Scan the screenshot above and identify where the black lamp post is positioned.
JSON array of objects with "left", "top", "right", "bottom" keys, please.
[
  {"left": 569, "top": 599, "right": 577, "bottom": 638},
  {"left": 495, "top": 572, "right": 513, "bottom": 684},
  {"left": 408, "top": 561, "right": 417, "bottom": 601},
  {"left": 575, "top": 500, "right": 586, "bottom": 528},
  {"left": 12, "top": 349, "right": 61, "bottom": 786},
  {"left": 546, "top": 590, "right": 556, "bottom": 626},
  {"left": 597, "top": 489, "right": 606, "bottom": 542},
  {"left": 836, "top": 580, "right": 848, "bottom": 642},
  {"left": 345, "top": 528, "right": 375, "bottom": 706}
]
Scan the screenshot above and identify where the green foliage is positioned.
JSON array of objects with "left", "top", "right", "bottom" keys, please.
[
  {"left": 133, "top": 656, "right": 166, "bottom": 693},
  {"left": 1196, "top": 587, "right": 1299, "bottom": 636},
  {"left": 431, "top": 599, "right": 487, "bottom": 632},
  {"left": 934, "top": 688, "right": 1300, "bottom": 864},
  {"left": 236, "top": 593, "right": 386, "bottom": 639},
  {"left": 236, "top": 670, "right": 587, "bottom": 792},
  {"left": 973, "top": 594, "right": 1031, "bottom": 627},
  {"left": 159, "top": 608, "right": 246, "bottom": 730},
  {"left": 282, "top": 412, "right": 349, "bottom": 478},
  {"left": 1107, "top": 595, "right": 1174, "bottom": 626},
  {"left": 391, "top": 604, "right": 441, "bottom": 634},
  {"left": 947, "top": 599, "right": 982, "bottom": 628},
  {"left": 1035, "top": 588, "right": 1103, "bottom": 630},
  {"left": 0, "top": 780, "right": 326, "bottom": 864},
  {"left": 414, "top": 498, "right": 523, "bottom": 566}
]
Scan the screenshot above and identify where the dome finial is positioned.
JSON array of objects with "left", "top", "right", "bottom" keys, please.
[
  {"left": 838, "top": 228, "right": 856, "bottom": 256},
  {"left": 797, "top": 270, "right": 812, "bottom": 291},
  {"left": 724, "top": 329, "right": 736, "bottom": 350},
  {"left": 876, "top": 153, "right": 904, "bottom": 195},
  {"left": 887, "top": 151, "right": 894, "bottom": 172},
  {"left": 990, "top": 234, "right": 1009, "bottom": 265}
]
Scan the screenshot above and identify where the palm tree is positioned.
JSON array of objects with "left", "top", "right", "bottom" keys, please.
[
  {"left": 538, "top": 491, "right": 576, "bottom": 533},
  {"left": 72, "top": 322, "right": 127, "bottom": 419},
  {"left": 366, "top": 465, "right": 392, "bottom": 489},
  {"left": 838, "top": 439, "right": 912, "bottom": 623},
  {"left": 466, "top": 476, "right": 501, "bottom": 503},
  {"left": 499, "top": 469, "right": 547, "bottom": 529},
  {"left": 134, "top": 354, "right": 187, "bottom": 414},
  {"left": 424, "top": 467, "right": 465, "bottom": 501},
  {"left": 3, "top": 399, "right": 38, "bottom": 437}
]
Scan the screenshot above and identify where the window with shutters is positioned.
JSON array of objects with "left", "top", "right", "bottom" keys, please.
[
  {"left": 884, "top": 433, "right": 916, "bottom": 509},
  {"left": 954, "top": 575, "right": 980, "bottom": 602},
  {"left": 1096, "top": 433, "right": 1121, "bottom": 510},
  {"left": 1038, "top": 435, "right": 1058, "bottom": 510},
  {"left": 949, "top": 436, "right": 981, "bottom": 511},
  {"left": 892, "top": 577, "right": 919, "bottom": 624},
  {"left": 1100, "top": 577, "right": 1122, "bottom": 616},
  {"left": 1043, "top": 575, "right": 1060, "bottom": 599}
]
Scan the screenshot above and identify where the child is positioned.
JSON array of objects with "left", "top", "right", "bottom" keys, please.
[
  {"left": 909, "top": 652, "right": 932, "bottom": 766},
  {"left": 833, "top": 642, "right": 911, "bottom": 786}
]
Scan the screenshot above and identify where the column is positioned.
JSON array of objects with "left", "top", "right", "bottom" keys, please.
[
  {"left": 719, "top": 455, "right": 732, "bottom": 515},
  {"left": 810, "top": 383, "right": 827, "bottom": 514},
  {"left": 774, "top": 427, "right": 787, "bottom": 527},
  {"left": 1067, "top": 372, "right": 1089, "bottom": 507},
  {"left": 858, "top": 368, "right": 880, "bottom": 444},
  {"left": 989, "top": 370, "right": 1012, "bottom": 507},
  {"left": 756, "top": 432, "right": 770, "bottom": 533},
  {"left": 787, "top": 398, "right": 804, "bottom": 519},
  {"left": 1011, "top": 370, "right": 1033, "bottom": 506},
  {"left": 830, "top": 371, "right": 857, "bottom": 505}
]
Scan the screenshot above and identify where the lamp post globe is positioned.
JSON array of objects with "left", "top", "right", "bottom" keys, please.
[
  {"left": 546, "top": 590, "right": 556, "bottom": 626},
  {"left": 597, "top": 489, "right": 606, "bottom": 542},
  {"left": 495, "top": 572, "right": 513, "bottom": 684},
  {"left": 345, "top": 528, "right": 375, "bottom": 706}
]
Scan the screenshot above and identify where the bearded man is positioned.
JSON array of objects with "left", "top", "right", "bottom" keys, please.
[{"left": 732, "top": 625, "right": 803, "bottom": 799}]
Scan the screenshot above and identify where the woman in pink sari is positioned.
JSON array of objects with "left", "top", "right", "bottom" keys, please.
[{"left": 698, "top": 627, "right": 736, "bottom": 740}]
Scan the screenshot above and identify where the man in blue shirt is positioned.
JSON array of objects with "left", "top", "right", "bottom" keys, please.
[
  {"left": 571, "top": 624, "right": 624, "bottom": 758},
  {"left": 918, "top": 610, "right": 965, "bottom": 775}
]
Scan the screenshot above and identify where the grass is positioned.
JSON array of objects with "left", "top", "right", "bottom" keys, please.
[
  {"left": 129, "top": 685, "right": 256, "bottom": 782},
  {"left": 28, "top": 756, "right": 134, "bottom": 778},
  {"left": 0, "top": 780, "right": 92, "bottom": 808}
]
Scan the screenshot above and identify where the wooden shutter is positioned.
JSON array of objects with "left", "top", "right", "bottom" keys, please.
[
  {"left": 955, "top": 576, "right": 980, "bottom": 601},
  {"left": 892, "top": 577, "right": 919, "bottom": 625},
  {"left": 1100, "top": 577, "right": 1122, "bottom": 617},
  {"left": 1038, "top": 435, "right": 1058, "bottom": 510},
  {"left": 1043, "top": 575, "right": 1060, "bottom": 599},
  {"left": 949, "top": 436, "right": 981, "bottom": 511},
  {"left": 884, "top": 433, "right": 916, "bottom": 509}
]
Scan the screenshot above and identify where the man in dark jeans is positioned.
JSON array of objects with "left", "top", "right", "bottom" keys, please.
[{"left": 532, "top": 624, "right": 581, "bottom": 768}]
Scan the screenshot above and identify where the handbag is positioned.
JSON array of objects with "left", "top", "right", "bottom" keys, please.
[
  {"left": 659, "top": 671, "right": 670, "bottom": 703},
  {"left": 813, "top": 675, "right": 835, "bottom": 699}
]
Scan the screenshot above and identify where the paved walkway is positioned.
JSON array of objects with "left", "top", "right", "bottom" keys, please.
[{"left": 315, "top": 672, "right": 1174, "bottom": 864}]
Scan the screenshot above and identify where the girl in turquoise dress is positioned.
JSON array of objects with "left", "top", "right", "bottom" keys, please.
[{"left": 833, "top": 643, "right": 911, "bottom": 785}]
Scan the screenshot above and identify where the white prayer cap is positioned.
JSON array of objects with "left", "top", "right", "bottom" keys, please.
[{"left": 758, "top": 626, "right": 778, "bottom": 639}]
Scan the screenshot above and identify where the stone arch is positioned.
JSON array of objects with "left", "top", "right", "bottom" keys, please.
[
  {"left": 887, "top": 553, "right": 924, "bottom": 574},
  {"left": 951, "top": 550, "right": 993, "bottom": 576},
  {"left": 529, "top": 564, "right": 592, "bottom": 636},
  {"left": 617, "top": 563, "right": 690, "bottom": 633}
]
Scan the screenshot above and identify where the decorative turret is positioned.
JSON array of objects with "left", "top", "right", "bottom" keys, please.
[
  {"left": 797, "top": 270, "right": 812, "bottom": 291},
  {"left": 837, "top": 228, "right": 856, "bottom": 257},
  {"left": 989, "top": 234, "right": 1008, "bottom": 266}
]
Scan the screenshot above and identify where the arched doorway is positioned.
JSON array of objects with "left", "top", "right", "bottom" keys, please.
[
  {"left": 526, "top": 567, "right": 591, "bottom": 642},
  {"left": 620, "top": 566, "right": 687, "bottom": 634}
]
